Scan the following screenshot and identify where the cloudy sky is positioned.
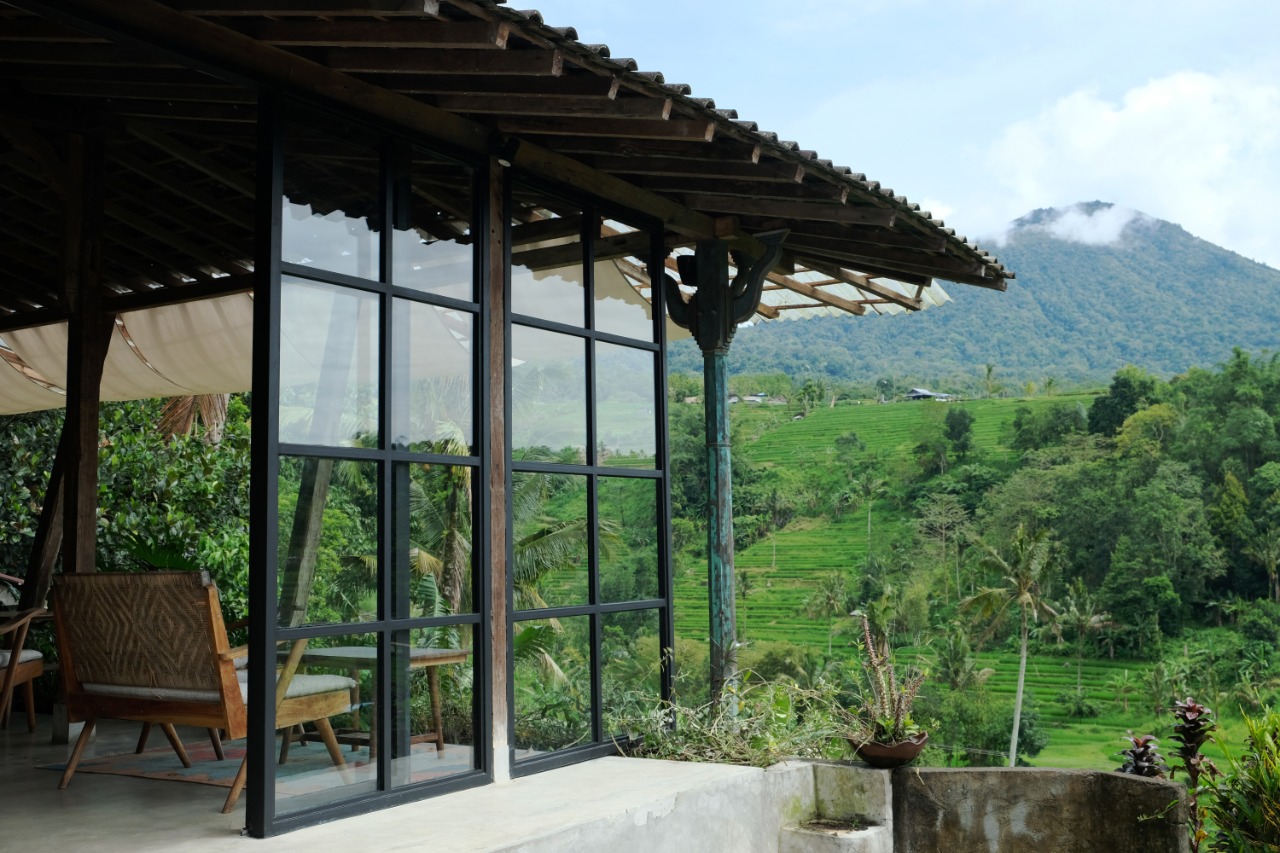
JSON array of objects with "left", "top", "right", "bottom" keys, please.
[{"left": 532, "top": 1, "right": 1280, "bottom": 269}]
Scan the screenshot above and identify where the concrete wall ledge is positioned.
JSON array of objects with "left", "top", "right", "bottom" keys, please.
[{"left": 891, "top": 767, "right": 1190, "bottom": 853}]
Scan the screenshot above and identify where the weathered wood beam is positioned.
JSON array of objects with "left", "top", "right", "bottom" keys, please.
[
  {"left": 492, "top": 116, "right": 713, "bottom": 141},
  {"left": 314, "top": 46, "right": 563, "bottom": 76},
  {"left": 172, "top": 1, "right": 443, "bottom": 15},
  {"left": 112, "top": 149, "right": 253, "bottom": 229},
  {"left": 764, "top": 271, "right": 866, "bottom": 316},
  {"left": 232, "top": 19, "right": 507, "bottom": 49},
  {"left": 370, "top": 71, "right": 619, "bottom": 99},
  {"left": 633, "top": 176, "right": 845, "bottom": 202},
  {"left": 684, "top": 195, "right": 895, "bottom": 227},
  {"left": 0, "top": 19, "right": 107, "bottom": 42},
  {"left": 512, "top": 230, "right": 650, "bottom": 270},
  {"left": 785, "top": 234, "right": 991, "bottom": 283},
  {"left": 18, "top": 427, "right": 67, "bottom": 610},
  {"left": 0, "top": 43, "right": 178, "bottom": 67},
  {"left": 510, "top": 214, "right": 584, "bottom": 246},
  {"left": 9, "top": 0, "right": 728, "bottom": 243},
  {"left": 19, "top": 78, "right": 252, "bottom": 103},
  {"left": 584, "top": 154, "right": 802, "bottom": 183},
  {"left": 61, "top": 132, "right": 110, "bottom": 575},
  {"left": 532, "top": 135, "right": 761, "bottom": 163},
  {"left": 784, "top": 250, "right": 933, "bottom": 288},
  {"left": 431, "top": 93, "right": 670, "bottom": 120},
  {"left": 787, "top": 221, "right": 947, "bottom": 252},
  {"left": 801, "top": 258, "right": 923, "bottom": 310}
]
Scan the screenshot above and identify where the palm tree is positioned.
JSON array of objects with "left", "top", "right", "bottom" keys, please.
[
  {"left": 856, "top": 476, "right": 887, "bottom": 573},
  {"left": 1059, "top": 578, "right": 1112, "bottom": 693},
  {"left": 805, "top": 570, "right": 851, "bottom": 656},
  {"left": 1245, "top": 523, "right": 1280, "bottom": 603},
  {"left": 1107, "top": 669, "right": 1136, "bottom": 714},
  {"left": 961, "top": 524, "right": 1058, "bottom": 767}
]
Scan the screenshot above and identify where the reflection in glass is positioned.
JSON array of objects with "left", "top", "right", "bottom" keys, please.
[
  {"left": 593, "top": 218, "right": 655, "bottom": 341},
  {"left": 601, "top": 609, "right": 662, "bottom": 736},
  {"left": 510, "top": 194, "right": 584, "bottom": 325},
  {"left": 391, "top": 461, "right": 476, "bottom": 619},
  {"left": 277, "top": 456, "right": 379, "bottom": 629},
  {"left": 275, "top": 632, "right": 379, "bottom": 815},
  {"left": 513, "top": 616, "right": 592, "bottom": 754},
  {"left": 389, "top": 626, "right": 477, "bottom": 788},
  {"left": 391, "top": 298, "right": 474, "bottom": 453},
  {"left": 281, "top": 124, "right": 378, "bottom": 281},
  {"left": 279, "top": 278, "right": 379, "bottom": 446},
  {"left": 598, "top": 477, "right": 659, "bottom": 603},
  {"left": 392, "top": 149, "right": 474, "bottom": 301},
  {"left": 595, "top": 343, "right": 657, "bottom": 468},
  {"left": 511, "top": 472, "right": 588, "bottom": 610},
  {"left": 511, "top": 326, "right": 586, "bottom": 457}
]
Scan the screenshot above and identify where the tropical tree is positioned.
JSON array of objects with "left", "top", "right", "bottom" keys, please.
[
  {"left": 1246, "top": 522, "right": 1280, "bottom": 604},
  {"left": 962, "top": 524, "right": 1059, "bottom": 767},
  {"left": 1059, "top": 578, "right": 1112, "bottom": 692},
  {"left": 856, "top": 475, "right": 887, "bottom": 572},
  {"left": 804, "top": 570, "right": 853, "bottom": 657},
  {"left": 1107, "top": 669, "right": 1137, "bottom": 714}
]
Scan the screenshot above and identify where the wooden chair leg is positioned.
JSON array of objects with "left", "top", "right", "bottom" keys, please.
[
  {"left": 159, "top": 722, "right": 192, "bottom": 768},
  {"left": 58, "top": 718, "right": 97, "bottom": 789},
  {"left": 222, "top": 757, "right": 248, "bottom": 814},
  {"left": 24, "top": 682, "right": 35, "bottom": 733},
  {"left": 279, "top": 725, "right": 292, "bottom": 764},
  {"left": 208, "top": 727, "right": 225, "bottom": 761},
  {"left": 314, "top": 717, "right": 354, "bottom": 784},
  {"left": 135, "top": 722, "right": 152, "bottom": 754},
  {"left": 429, "top": 667, "right": 446, "bottom": 756}
]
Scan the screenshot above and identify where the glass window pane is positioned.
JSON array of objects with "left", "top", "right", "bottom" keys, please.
[
  {"left": 392, "top": 461, "right": 476, "bottom": 619},
  {"left": 392, "top": 148, "right": 474, "bottom": 301},
  {"left": 513, "top": 616, "right": 592, "bottom": 755},
  {"left": 595, "top": 342, "right": 656, "bottom": 468},
  {"left": 511, "top": 326, "right": 586, "bottom": 458},
  {"left": 593, "top": 218, "right": 655, "bottom": 341},
  {"left": 279, "top": 277, "right": 379, "bottom": 447},
  {"left": 512, "top": 472, "right": 588, "bottom": 610},
  {"left": 389, "top": 626, "right": 477, "bottom": 788},
  {"left": 274, "top": 631, "right": 379, "bottom": 815},
  {"left": 511, "top": 188, "right": 583, "bottom": 325},
  {"left": 277, "top": 456, "right": 379, "bottom": 629},
  {"left": 599, "top": 477, "right": 659, "bottom": 603},
  {"left": 391, "top": 298, "right": 474, "bottom": 453},
  {"left": 602, "top": 609, "right": 662, "bottom": 736},
  {"left": 281, "top": 122, "right": 379, "bottom": 281}
]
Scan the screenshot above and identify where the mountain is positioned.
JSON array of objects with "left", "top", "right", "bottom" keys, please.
[{"left": 667, "top": 202, "right": 1280, "bottom": 389}]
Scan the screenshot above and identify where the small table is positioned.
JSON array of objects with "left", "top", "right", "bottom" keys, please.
[{"left": 289, "top": 645, "right": 471, "bottom": 755}]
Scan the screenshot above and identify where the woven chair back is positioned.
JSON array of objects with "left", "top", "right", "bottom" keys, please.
[{"left": 55, "top": 571, "right": 224, "bottom": 692}]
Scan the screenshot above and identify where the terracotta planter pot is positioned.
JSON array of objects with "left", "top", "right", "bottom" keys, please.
[{"left": 850, "top": 731, "right": 929, "bottom": 768}]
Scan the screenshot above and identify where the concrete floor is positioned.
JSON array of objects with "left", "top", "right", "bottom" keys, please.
[{"left": 2, "top": 715, "right": 757, "bottom": 852}]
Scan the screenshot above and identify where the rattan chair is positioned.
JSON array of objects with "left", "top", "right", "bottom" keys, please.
[
  {"left": 0, "top": 607, "right": 45, "bottom": 732},
  {"left": 53, "top": 571, "right": 355, "bottom": 813}
]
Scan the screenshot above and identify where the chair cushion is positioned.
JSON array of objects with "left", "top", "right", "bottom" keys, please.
[
  {"left": 83, "top": 682, "right": 221, "bottom": 703},
  {"left": 235, "top": 671, "right": 356, "bottom": 704},
  {"left": 0, "top": 648, "right": 42, "bottom": 666}
]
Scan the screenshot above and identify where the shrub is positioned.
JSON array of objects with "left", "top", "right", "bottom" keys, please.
[{"left": 1206, "top": 708, "right": 1280, "bottom": 851}]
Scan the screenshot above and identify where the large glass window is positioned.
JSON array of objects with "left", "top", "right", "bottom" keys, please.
[
  {"left": 509, "top": 184, "right": 670, "bottom": 771},
  {"left": 259, "top": 108, "right": 483, "bottom": 833}
]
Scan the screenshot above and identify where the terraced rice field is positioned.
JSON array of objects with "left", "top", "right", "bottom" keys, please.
[{"left": 673, "top": 393, "right": 1098, "bottom": 649}]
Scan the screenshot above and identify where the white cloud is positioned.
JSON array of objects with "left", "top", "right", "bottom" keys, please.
[{"left": 975, "top": 70, "right": 1280, "bottom": 266}]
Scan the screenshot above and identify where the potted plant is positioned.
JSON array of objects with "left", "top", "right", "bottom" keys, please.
[{"left": 843, "top": 614, "right": 928, "bottom": 768}]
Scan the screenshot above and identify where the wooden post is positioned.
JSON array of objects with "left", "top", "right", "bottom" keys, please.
[
  {"left": 486, "top": 156, "right": 510, "bottom": 781},
  {"left": 17, "top": 429, "right": 68, "bottom": 610},
  {"left": 664, "top": 232, "right": 786, "bottom": 703},
  {"left": 61, "top": 132, "right": 109, "bottom": 575}
]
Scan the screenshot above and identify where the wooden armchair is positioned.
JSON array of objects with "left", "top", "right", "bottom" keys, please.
[
  {"left": 53, "top": 571, "right": 355, "bottom": 813},
  {"left": 0, "top": 607, "right": 45, "bottom": 732}
]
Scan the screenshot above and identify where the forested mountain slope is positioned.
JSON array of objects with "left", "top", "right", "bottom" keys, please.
[{"left": 667, "top": 203, "right": 1280, "bottom": 387}]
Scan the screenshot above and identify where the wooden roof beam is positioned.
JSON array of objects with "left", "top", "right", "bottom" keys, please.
[
  {"left": 314, "top": 46, "right": 563, "bottom": 76},
  {"left": 584, "top": 154, "right": 803, "bottom": 183},
  {"left": 172, "top": 1, "right": 444, "bottom": 15},
  {"left": 799, "top": 258, "right": 923, "bottom": 310},
  {"left": 763, "top": 270, "right": 866, "bottom": 316},
  {"left": 125, "top": 122, "right": 254, "bottom": 199},
  {"left": 232, "top": 20, "right": 508, "bottom": 49},
  {"left": 685, "top": 195, "right": 894, "bottom": 227},
  {"left": 433, "top": 93, "right": 670, "bottom": 119},
  {"left": 11, "top": 0, "right": 727, "bottom": 241},
  {"left": 371, "top": 71, "right": 620, "bottom": 99}
]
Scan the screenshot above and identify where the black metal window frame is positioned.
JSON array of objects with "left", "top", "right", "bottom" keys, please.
[
  {"left": 504, "top": 174, "right": 676, "bottom": 777},
  {"left": 249, "top": 95, "right": 492, "bottom": 837}
]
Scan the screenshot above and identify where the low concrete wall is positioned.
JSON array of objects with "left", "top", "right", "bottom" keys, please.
[{"left": 890, "top": 767, "right": 1189, "bottom": 853}]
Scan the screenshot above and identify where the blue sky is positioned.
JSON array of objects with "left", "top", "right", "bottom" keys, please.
[{"left": 533, "top": 1, "right": 1280, "bottom": 268}]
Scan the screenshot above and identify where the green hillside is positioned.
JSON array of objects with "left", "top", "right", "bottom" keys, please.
[
  {"left": 668, "top": 202, "right": 1280, "bottom": 387},
  {"left": 672, "top": 393, "right": 1096, "bottom": 647}
]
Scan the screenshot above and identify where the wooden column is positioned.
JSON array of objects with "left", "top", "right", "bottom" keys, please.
[
  {"left": 17, "top": 430, "right": 68, "bottom": 610},
  {"left": 61, "top": 132, "right": 110, "bottom": 575},
  {"left": 664, "top": 232, "right": 786, "bottom": 703},
  {"left": 485, "top": 157, "right": 510, "bottom": 781}
]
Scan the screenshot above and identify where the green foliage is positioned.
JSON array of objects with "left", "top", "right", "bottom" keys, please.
[
  {"left": 1116, "top": 733, "right": 1169, "bottom": 778},
  {"left": 944, "top": 406, "right": 975, "bottom": 459},
  {"left": 1012, "top": 401, "right": 1087, "bottom": 451},
  {"left": 1206, "top": 708, "right": 1280, "bottom": 851},
  {"left": 844, "top": 616, "right": 926, "bottom": 745},
  {"left": 1088, "top": 366, "right": 1160, "bottom": 436},
  {"left": 0, "top": 410, "right": 63, "bottom": 572}
]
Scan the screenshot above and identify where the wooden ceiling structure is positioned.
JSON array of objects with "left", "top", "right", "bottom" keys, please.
[{"left": 0, "top": 0, "right": 1012, "bottom": 338}]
